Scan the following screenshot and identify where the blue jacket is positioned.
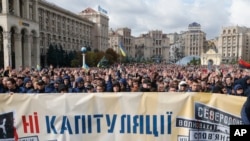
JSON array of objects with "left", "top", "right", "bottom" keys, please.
[
  {"left": 105, "top": 75, "right": 113, "bottom": 92},
  {"left": 234, "top": 76, "right": 250, "bottom": 90}
]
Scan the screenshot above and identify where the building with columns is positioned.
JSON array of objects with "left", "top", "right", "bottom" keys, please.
[
  {"left": 0, "top": 0, "right": 109, "bottom": 69},
  {"left": 38, "top": 1, "right": 95, "bottom": 66},
  {"left": 0, "top": 0, "right": 40, "bottom": 68},
  {"left": 183, "top": 22, "right": 206, "bottom": 57},
  {"left": 134, "top": 30, "right": 170, "bottom": 63},
  {"left": 79, "top": 8, "right": 109, "bottom": 52}
]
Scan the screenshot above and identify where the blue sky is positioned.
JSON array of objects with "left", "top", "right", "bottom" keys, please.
[{"left": 46, "top": 0, "right": 250, "bottom": 39}]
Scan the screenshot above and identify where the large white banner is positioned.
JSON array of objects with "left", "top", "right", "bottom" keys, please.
[{"left": 0, "top": 93, "right": 246, "bottom": 141}]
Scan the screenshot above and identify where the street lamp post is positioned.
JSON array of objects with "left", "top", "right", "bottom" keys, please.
[{"left": 81, "top": 47, "right": 87, "bottom": 68}]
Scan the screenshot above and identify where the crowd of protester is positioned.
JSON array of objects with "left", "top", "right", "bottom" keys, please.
[{"left": 0, "top": 63, "right": 249, "bottom": 96}]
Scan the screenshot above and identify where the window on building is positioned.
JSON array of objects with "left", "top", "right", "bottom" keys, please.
[
  {"left": 29, "top": 2, "right": 34, "bottom": 20},
  {"left": 20, "top": 0, "right": 24, "bottom": 18},
  {"left": 9, "top": 0, "right": 14, "bottom": 14},
  {"left": 0, "top": 1, "right": 2, "bottom": 13}
]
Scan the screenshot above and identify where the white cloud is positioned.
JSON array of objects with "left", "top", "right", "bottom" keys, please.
[
  {"left": 45, "top": 0, "right": 250, "bottom": 39},
  {"left": 230, "top": 0, "right": 250, "bottom": 27}
]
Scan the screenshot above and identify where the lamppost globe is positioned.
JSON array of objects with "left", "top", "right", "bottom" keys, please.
[{"left": 81, "top": 47, "right": 87, "bottom": 54}]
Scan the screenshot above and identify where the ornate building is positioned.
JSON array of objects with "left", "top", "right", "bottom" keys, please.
[
  {"left": 108, "top": 27, "right": 133, "bottom": 58},
  {"left": 183, "top": 22, "right": 206, "bottom": 57},
  {"left": 134, "top": 30, "right": 170, "bottom": 63},
  {"left": 0, "top": 0, "right": 40, "bottom": 68},
  {"left": 79, "top": 7, "right": 109, "bottom": 52},
  {"left": 217, "top": 26, "right": 250, "bottom": 63},
  {"left": 0, "top": 0, "right": 108, "bottom": 68}
]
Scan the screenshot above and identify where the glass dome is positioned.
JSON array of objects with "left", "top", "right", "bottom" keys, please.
[{"left": 175, "top": 55, "right": 200, "bottom": 65}]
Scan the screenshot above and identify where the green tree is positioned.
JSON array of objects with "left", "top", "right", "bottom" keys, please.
[
  {"left": 86, "top": 51, "right": 105, "bottom": 67},
  {"left": 47, "top": 44, "right": 56, "bottom": 66},
  {"left": 105, "top": 48, "right": 119, "bottom": 64},
  {"left": 58, "top": 45, "right": 65, "bottom": 67},
  {"left": 70, "top": 51, "right": 82, "bottom": 67}
]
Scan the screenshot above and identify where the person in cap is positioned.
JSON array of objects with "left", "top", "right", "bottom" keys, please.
[
  {"left": 178, "top": 81, "right": 188, "bottom": 92},
  {"left": 33, "top": 79, "right": 46, "bottom": 93},
  {"left": 52, "top": 79, "right": 62, "bottom": 93}
]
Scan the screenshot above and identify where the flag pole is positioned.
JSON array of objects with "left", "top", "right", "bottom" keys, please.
[{"left": 119, "top": 44, "right": 122, "bottom": 65}]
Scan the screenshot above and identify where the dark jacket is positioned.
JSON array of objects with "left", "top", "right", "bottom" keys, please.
[
  {"left": 241, "top": 96, "right": 250, "bottom": 124},
  {"left": 234, "top": 76, "right": 250, "bottom": 91}
]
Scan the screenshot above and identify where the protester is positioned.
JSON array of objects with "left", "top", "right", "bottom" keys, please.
[
  {"left": 241, "top": 96, "right": 250, "bottom": 124},
  {"left": 0, "top": 63, "right": 247, "bottom": 95}
]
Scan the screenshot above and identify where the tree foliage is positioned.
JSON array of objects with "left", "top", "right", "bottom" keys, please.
[{"left": 45, "top": 46, "right": 120, "bottom": 68}]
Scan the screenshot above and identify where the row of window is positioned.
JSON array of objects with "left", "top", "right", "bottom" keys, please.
[{"left": 38, "top": 8, "right": 91, "bottom": 38}]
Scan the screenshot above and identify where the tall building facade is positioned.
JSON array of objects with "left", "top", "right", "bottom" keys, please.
[
  {"left": 0, "top": 0, "right": 40, "bottom": 68},
  {"left": 0, "top": 0, "right": 108, "bottom": 68},
  {"left": 108, "top": 27, "right": 133, "bottom": 57},
  {"left": 79, "top": 8, "right": 109, "bottom": 52},
  {"left": 217, "top": 26, "right": 250, "bottom": 63},
  {"left": 38, "top": 1, "right": 94, "bottom": 66},
  {"left": 134, "top": 30, "right": 170, "bottom": 62},
  {"left": 183, "top": 22, "right": 206, "bottom": 57}
]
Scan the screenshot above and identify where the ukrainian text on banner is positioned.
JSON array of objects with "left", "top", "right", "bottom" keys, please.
[{"left": 0, "top": 93, "right": 246, "bottom": 141}]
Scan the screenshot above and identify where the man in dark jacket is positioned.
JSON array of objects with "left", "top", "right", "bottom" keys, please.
[
  {"left": 234, "top": 75, "right": 250, "bottom": 96},
  {"left": 241, "top": 96, "right": 250, "bottom": 124}
]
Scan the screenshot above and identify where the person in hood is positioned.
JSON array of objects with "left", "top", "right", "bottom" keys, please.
[
  {"left": 23, "top": 77, "right": 34, "bottom": 93},
  {"left": 62, "top": 75, "right": 73, "bottom": 92},
  {"left": 234, "top": 75, "right": 250, "bottom": 96},
  {"left": 72, "top": 77, "right": 85, "bottom": 93},
  {"left": 233, "top": 84, "right": 244, "bottom": 96}
]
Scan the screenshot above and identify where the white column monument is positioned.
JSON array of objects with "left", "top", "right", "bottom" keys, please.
[{"left": 81, "top": 47, "right": 87, "bottom": 69}]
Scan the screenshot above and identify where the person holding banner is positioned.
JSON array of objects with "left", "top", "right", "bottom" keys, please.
[{"left": 241, "top": 96, "right": 250, "bottom": 124}]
